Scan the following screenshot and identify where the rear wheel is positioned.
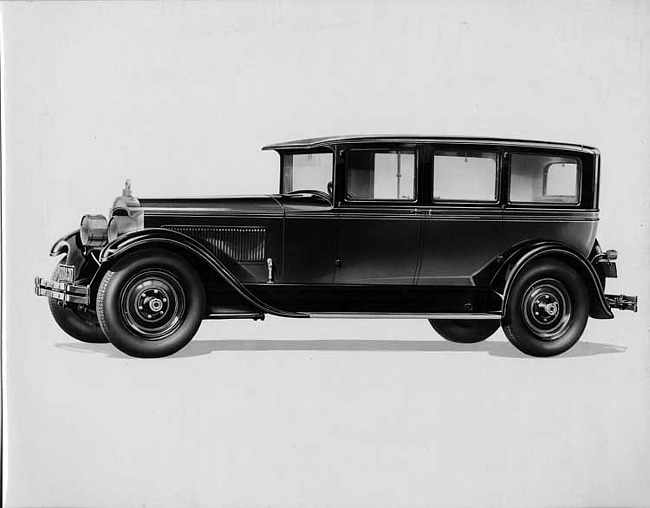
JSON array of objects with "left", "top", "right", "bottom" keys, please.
[
  {"left": 429, "top": 319, "right": 499, "bottom": 343},
  {"left": 97, "top": 249, "right": 206, "bottom": 358},
  {"left": 48, "top": 261, "right": 108, "bottom": 343},
  {"left": 502, "top": 259, "right": 589, "bottom": 357}
]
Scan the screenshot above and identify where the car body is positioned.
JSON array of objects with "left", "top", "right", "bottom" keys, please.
[{"left": 35, "top": 135, "right": 638, "bottom": 357}]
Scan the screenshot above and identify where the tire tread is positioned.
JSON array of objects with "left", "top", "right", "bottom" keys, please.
[{"left": 96, "top": 268, "right": 116, "bottom": 340}]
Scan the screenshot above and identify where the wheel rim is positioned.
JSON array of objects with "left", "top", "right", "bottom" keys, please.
[
  {"left": 521, "top": 278, "right": 572, "bottom": 340},
  {"left": 120, "top": 269, "right": 186, "bottom": 340}
]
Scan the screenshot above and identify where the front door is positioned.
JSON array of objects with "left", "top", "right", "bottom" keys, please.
[{"left": 335, "top": 147, "right": 421, "bottom": 285}]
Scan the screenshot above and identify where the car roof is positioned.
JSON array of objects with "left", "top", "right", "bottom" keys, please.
[{"left": 262, "top": 135, "right": 599, "bottom": 154}]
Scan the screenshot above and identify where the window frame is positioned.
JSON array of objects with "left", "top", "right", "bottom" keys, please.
[
  {"left": 279, "top": 148, "right": 335, "bottom": 195},
  {"left": 341, "top": 147, "right": 419, "bottom": 204},
  {"left": 431, "top": 149, "right": 501, "bottom": 205},
  {"left": 507, "top": 151, "right": 583, "bottom": 207},
  {"left": 542, "top": 162, "right": 580, "bottom": 201}
]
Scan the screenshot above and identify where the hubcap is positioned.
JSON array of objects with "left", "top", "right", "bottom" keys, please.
[
  {"left": 120, "top": 269, "right": 186, "bottom": 340},
  {"left": 521, "top": 278, "right": 572, "bottom": 340}
]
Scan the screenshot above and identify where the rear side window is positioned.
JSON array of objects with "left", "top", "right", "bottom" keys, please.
[
  {"left": 433, "top": 151, "right": 498, "bottom": 201},
  {"left": 346, "top": 150, "right": 416, "bottom": 201},
  {"left": 509, "top": 154, "right": 580, "bottom": 204}
]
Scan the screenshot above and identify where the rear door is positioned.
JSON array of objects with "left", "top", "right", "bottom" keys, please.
[
  {"left": 335, "top": 146, "right": 422, "bottom": 284},
  {"left": 418, "top": 146, "right": 503, "bottom": 286}
]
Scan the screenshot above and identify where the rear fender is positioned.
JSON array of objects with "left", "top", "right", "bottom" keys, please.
[
  {"left": 92, "top": 228, "right": 303, "bottom": 318},
  {"left": 492, "top": 240, "right": 613, "bottom": 319}
]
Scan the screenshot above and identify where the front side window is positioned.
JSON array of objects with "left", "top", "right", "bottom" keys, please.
[
  {"left": 282, "top": 152, "right": 333, "bottom": 194},
  {"left": 433, "top": 151, "right": 498, "bottom": 201},
  {"left": 345, "top": 150, "right": 415, "bottom": 201},
  {"left": 509, "top": 154, "right": 580, "bottom": 204}
]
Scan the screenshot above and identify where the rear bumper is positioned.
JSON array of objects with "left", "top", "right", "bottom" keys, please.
[
  {"left": 605, "top": 294, "right": 638, "bottom": 312},
  {"left": 34, "top": 277, "right": 90, "bottom": 305},
  {"left": 591, "top": 247, "right": 638, "bottom": 314}
]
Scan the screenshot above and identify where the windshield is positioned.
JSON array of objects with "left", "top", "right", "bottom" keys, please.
[{"left": 281, "top": 152, "right": 333, "bottom": 195}]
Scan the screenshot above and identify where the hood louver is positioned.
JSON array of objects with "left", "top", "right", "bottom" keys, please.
[{"left": 163, "top": 226, "right": 267, "bottom": 263}]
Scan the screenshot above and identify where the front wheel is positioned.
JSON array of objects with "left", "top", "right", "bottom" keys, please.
[
  {"left": 502, "top": 259, "right": 589, "bottom": 357},
  {"left": 97, "top": 249, "right": 206, "bottom": 358}
]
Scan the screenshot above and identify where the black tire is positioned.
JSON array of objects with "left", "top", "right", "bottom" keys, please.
[
  {"left": 48, "top": 261, "right": 108, "bottom": 343},
  {"left": 502, "top": 259, "right": 589, "bottom": 357},
  {"left": 96, "top": 249, "right": 206, "bottom": 358},
  {"left": 429, "top": 319, "right": 499, "bottom": 343}
]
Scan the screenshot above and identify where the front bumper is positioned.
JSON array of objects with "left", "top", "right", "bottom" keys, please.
[{"left": 34, "top": 277, "right": 90, "bottom": 305}]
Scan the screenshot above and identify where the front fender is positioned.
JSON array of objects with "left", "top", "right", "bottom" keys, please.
[
  {"left": 94, "top": 228, "right": 304, "bottom": 318},
  {"left": 493, "top": 241, "right": 613, "bottom": 319},
  {"left": 50, "top": 229, "right": 80, "bottom": 257},
  {"left": 49, "top": 229, "right": 99, "bottom": 283}
]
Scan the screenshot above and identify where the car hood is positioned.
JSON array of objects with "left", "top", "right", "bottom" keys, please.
[
  {"left": 139, "top": 195, "right": 285, "bottom": 216},
  {"left": 140, "top": 194, "right": 333, "bottom": 216}
]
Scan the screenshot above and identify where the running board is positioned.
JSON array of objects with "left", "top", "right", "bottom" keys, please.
[
  {"left": 307, "top": 313, "right": 502, "bottom": 320},
  {"left": 205, "top": 312, "right": 265, "bottom": 320}
]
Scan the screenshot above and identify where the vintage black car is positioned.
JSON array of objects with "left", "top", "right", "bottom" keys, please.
[{"left": 35, "top": 135, "right": 637, "bottom": 358}]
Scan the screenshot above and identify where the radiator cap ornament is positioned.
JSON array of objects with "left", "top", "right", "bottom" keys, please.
[{"left": 112, "top": 178, "right": 141, "bottom": 210}]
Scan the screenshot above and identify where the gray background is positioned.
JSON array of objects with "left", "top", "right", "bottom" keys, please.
[{"left": 3, "top": 1, "right": 649, "bottom": 506}]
